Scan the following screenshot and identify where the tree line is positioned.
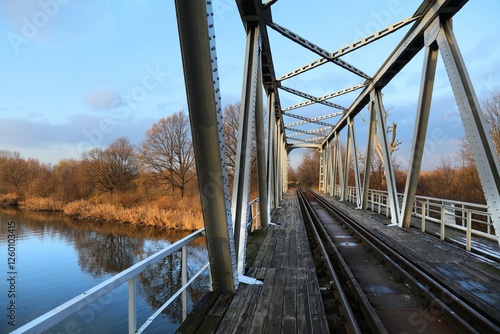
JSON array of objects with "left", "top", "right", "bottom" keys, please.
[
  {"left": 0, "top": 105, "right": 245, "bottom": 212},
  {"left": 1, "top": 90, "right": 498, "bottom": 213}
]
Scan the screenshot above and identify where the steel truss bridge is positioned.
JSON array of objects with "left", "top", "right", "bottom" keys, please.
[
  {"left": 175, "top": 0, "right": 500, "bottom": 292},
  {"left": 14, "top": 0, "right": 500, "bottom": 333}
]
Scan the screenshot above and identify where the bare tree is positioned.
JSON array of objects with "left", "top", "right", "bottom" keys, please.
[
  {"left": 482, "top": 90, "right": 500, "bottom": 155},
  {"left": 52, "top": 159, "right": 93, "bottom": 202},
  {"left": 0, "top": 151, "right": 35, "bottom": 194},
  {"left": 139, "top": 111, "right": 195, "bottom": 198},
  {"left": 359, "top": 108, "right": 402, "bottom": 190},
  {"left": 296, "top": 150, "right": 320, "bottom": 187},
  {"left": 222, "top": 102, "right": 259, "bottom": 191},
  {"left": 83, "top": 137, "right": 138, "bottom": 195},
  {"left": 222, "top": 102, "right": 240, "bottom": 181},
  {"left": 373, "top": 121, "right": 402, "bottom": 162}
]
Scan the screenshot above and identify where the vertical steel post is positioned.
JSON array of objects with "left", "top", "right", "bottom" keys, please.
[
  {"left": 323, "top": 147, "right": 328, "bottom": 193},
  {"left": 232, "top": 22, "right": 259, "bottom": 276},
  {"left": 440, "top": 206, "right": 446, "bottom": 240},
  {"left": 325, "top": 141, "right": 332, "bottom": 194},
  {"left": 330, "top": 136, "right": 338, "bottom": 196},
  {"left": 175, "top": 0, "right": 237, "bottom": 292},
  {"left": 436, "top": 19, "right": 500, "bottom": 245},
  {"left": 348, "top": 118, "right": 363, "bottom": 208},
  {"left": 361, "top": 104, "right": 377, "bottom": 209},
  {"left": 319, "top": 149, "right": 324, "bottom": 191},
  {"left": 336, "top": 136, "right": 345, "bottom": 200},
  {"left": 182, "top": 246, "right": 187, "bottom": 320},
  {"left": 274, "top": 119, "right": 280, "bottom": 206},
  {"left": 401, "top": 19, "right": 439, "bottom": 228},
  {"left": 256, "top": 59, "right": 269, "bottom": 228},
  {"left": 372, "top": 90, "right": 401, "bottom": 226},
  {"left": 266, "top": 92, "right": 276, "bottom": 211},
  {"left": 276, "top": 127, "right": 282, "bottom": 203},
  {"left": 328, "top": 140, "right": 334, "bottom": 196},
  {"left": 280, "top": 131, "right": 286, "bottom": 197},
  {"left": 421, "top": 202, "right": 426, "bottom": 232},
  {"left": 343, "top": 126, "right": 352, "bottom": 200},
  {"left": 282, "top": 136, "right": 288, "bottom": 194},
  {"left": 466, "top": 210, "right": 472, "bottom": 251},
  {"left": 128, "top": 278, "right": 136, "bottom": 334}
]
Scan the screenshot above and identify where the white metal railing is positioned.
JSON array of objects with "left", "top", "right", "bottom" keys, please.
[
  {"left": 336, "top": 186, "right": 495, "bottom": 251},
  {"left": 13, "top": 229, "right": 209, "bottom": 334},
  {"left": 247, "top": 197, "right": 261, "bottom": 232}
]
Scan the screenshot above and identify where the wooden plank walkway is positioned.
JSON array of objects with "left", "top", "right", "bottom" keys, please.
[{"left": 176, "top": 191, "right": 329, "bottom": 334}]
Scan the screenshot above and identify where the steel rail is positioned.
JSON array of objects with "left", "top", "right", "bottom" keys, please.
[
  {"left": 297, "top": 190, "right": 387, "bottom": 333},
  {"left": 296, "top": 190, "right": 363, "bottom": 334},
  {"left": 307, "top": 189, "right": 500, "bottom": 333}
]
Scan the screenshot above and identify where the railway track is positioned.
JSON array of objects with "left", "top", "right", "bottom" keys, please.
[{"left": 296, "top": 188, "right": 499, "bottom": 334}]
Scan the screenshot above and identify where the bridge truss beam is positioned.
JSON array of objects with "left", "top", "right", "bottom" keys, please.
[
  {"left": 231, "top": 21, "right": 262, "bottom": 282},
  {"left": 175, "top": 0, "right": 237, "bottom": 292},
  {"left": 278, "top": 16, "right": 418, "bottom": 82},
  {"left": 279, "top": 84, "right": 346, "bottom": 111},
  {"left": 282, "top": 84, "right": 366, "bottom": 113},
  {"left": 267, "top": 21, "right": 372, "bottom": 80}
]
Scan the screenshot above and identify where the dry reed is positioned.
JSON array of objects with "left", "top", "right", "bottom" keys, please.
[
  {"left": 0, "top": 193, "right": 21, "bottom": 207},
  {"left": 22, "top": 197, "right": 64, "bottom": 211},
  {"left": 63, "top": 200, "right": 204, "bottom": 231}
]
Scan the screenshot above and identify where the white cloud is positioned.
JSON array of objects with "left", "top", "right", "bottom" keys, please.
[{"left": 85, "top": 87, "right": 121, "bottom": 110}]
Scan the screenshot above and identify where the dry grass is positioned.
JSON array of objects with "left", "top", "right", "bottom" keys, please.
[
  {"left": 22, "top": 197, "right": 64, "bottom": 211},
  {"left": 0, "top": 193, "right": 21, "bottom": 207},
  {"left": 63, "top": 199, "right": 203, "bottom": 231}
]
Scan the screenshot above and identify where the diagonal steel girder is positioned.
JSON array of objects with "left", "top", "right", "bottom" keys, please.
[
  {"left": 286, "top": 136, "right": 322, "bottom": 143},
  {"left": 286, "top": 126, "right": 330, "bottom": 136},
  {"left": 278, "top": 16, "right": 419, "bottom": 82},
  {"left": 266, "top": 21, "right": 371, "bottom": 80},
  {"left": 279, "top": 85, "right": 345, "bottom": 110},
  {"left": 322, "top": 0, "right": 470, "bottom": 146},
  {"left": 287, "top": 132, "right": 323, "bottom": 138},
  {"left": 282, "top": 84, "right": 367, "bottom": 112},
  {"left": 263, "top": 0, "right": 278, "bottom": 8},
  {"left": 284, "top": 112, "right": 342, "bottom": 127}
]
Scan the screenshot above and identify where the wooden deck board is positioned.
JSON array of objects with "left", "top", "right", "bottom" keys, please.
[
  {"left": 248, "top": 268, "right": 276, "bottom": 334},
  {"left": 180, "top": 190, "right": 329, "bottom": 334}
]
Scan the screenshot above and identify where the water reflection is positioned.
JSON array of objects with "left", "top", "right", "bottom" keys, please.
[
  {"left": 0, "top": 209, "right": 209, "bottom": 332},
  {"left": 76, "top": 232, "right": 142, "bottom": 277},
  {"left": 138, "top": 246, "right": 210, "bottom": 324}
]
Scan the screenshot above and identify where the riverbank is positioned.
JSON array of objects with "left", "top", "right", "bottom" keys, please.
[{"left": 0, "top": 193, "right": 204, "bottom": 231}]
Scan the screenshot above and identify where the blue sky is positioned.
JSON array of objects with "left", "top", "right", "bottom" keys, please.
[{"left": 0, "top": 0, "right": 498, "bottom": 170}]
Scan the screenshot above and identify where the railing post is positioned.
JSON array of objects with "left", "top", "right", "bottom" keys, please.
[
  {"left": 466, "top": 210, "right": 472, "bottom": 251},
  {"left": 421, "top": 202, "right": 426, "bottom": 232},
  {"left": 182, "top": 246, "right": 187, "bottom": 320},
  {"left": 128, "top": 278, "right": 137, "bottom": 334},
  {"left": 385, "top": 196, "right": 389, "bottom": 218},
  {"left": 440, "top": 206, "right": 446, "bottom": 240}
]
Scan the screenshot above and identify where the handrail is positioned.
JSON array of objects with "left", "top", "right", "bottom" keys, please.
[
  {"left": 12, "top": 229, "right": 208, "bottom": 334},
  {"left": 247, "top": 197, "right": 261, "bottom": 232},
  {"left": 336, "top": 186, "right": 495, "bottom": 250}
]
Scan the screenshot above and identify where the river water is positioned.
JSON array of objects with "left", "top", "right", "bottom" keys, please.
[{"left": 0, "top": 209, "right": 209, "bottom": 333}]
